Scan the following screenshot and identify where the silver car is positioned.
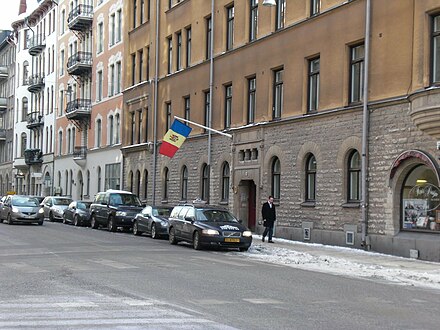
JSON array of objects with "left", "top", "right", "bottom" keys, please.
[
  {"left": 40, "top": 196, "right": 73, "bottom": 222},
  {"left": 0, "top": 195, "right": 43, "bottom": 225}
]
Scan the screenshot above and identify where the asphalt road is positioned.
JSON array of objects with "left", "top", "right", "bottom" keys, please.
[{"left": 0, "top": 221, "right": 439, "bottom": 330}]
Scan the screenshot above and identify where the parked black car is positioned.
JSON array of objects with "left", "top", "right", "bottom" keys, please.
[
  {"left": 133, "top": 205, "right": 173, "bottom": 238},
  {"left": 168, "top": 204, "right": 252, "bottom": 251},
  {"left": 90, "top": 190, "right": 144, "bottom": 232},
  {"left": 0, "top": 195, "right": 43, "bottom": 225},
  {"left": 63, "top": 201, "right": 92, "bottom": 226}
]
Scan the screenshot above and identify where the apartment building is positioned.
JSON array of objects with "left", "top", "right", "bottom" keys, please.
[
  {"left": 0, "top": 30, "right": 15, "bottom": 195},
  {"left": 10, "top": 0, "right": 58, "bottom": 196},
  {"left": 55, "top": 0, "right": 123, "bottom": 200},
  {"left": 123, "top": 0, "right": 440, "bottom": 261}
]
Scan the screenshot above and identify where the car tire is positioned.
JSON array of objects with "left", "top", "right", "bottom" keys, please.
[
  {"left": 239, "top": 247, "right": 249, "bottom": 252},
  {"left": 62, "top": 214, "right": 67, "bottom": 224},
  {"left": 151, "top": 223, "right": 158, "bottom": 239},
  {"left": 133, "top": 221, "right": 142, "bottom": 236},
  {"left": 49, "top": 212, "right": 54, "bottom": 222},
  {"left": 37, "top": 220, "right": 43, "bottom": 226},
  {"left": 73, "top": 215, "right": 80, "bottom": 227},
  {"left": 193, "top": 231, "right": 202, "bottom": 250},
  {"left": 91, "top": 215, "right": 98, "bottom": 229},
  {"left": 169, "top": 227, "right": 177, "bottom": 245},
  {"left": 7, "top": 214, "right": 13, "bottom": 225},
  {"left": 108, "top": 216, "right": 116, "bottom": 232}
]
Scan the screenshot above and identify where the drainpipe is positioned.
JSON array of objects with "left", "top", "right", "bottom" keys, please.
[
  {"left": 207, "top": 0, "right": 215, "bottom": 203},
  {"left": 152, "top": 0, "right": 160, "bottom": 205},
  {"left": 361, "top": 0, "right": 371, "bottom": 249}
]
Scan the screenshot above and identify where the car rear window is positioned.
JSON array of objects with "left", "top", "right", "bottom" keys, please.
[
  {"left": 153, "top": 207, "right": 172, "bottom": 217},
  {"left": 54, "top": 198, "right": 72, "bottom": 205}
]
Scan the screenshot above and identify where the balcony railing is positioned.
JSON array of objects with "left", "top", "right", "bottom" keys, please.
[
  {"left": 27, "top": 34, "right": 46, "bottom": 56},
  {"left": 67, "top": 51, "right": 92, "bottom": 76},
  {"left": 24, "top": 148, "right": 43, "bottom": 165},
  {"left": 27, "top": 74, "right": 45, "bottom": 93},
  {"left": 73, "top": 146, "right": 87, "bottom": 159},
  {"left": 66, "top": 98, "right": 92, "bottom": 121},
  {"left": 26, "top": 111, "right": 44, "bottom": 130},
  {"left": 68, "top": 4, "right": 93, "bottom": 31},
  {"left": 0, "top": 66, "right": 8, "bottom": 80}
]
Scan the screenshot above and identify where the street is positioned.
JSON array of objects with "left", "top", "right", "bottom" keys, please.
[{"left": 0, "top": 222, "right": 439, "bottom": 330}]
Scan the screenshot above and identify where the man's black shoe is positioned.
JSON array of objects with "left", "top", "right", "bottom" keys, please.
[
  {"left": 262, "top": 237, "right": 265, "bottom": 242},
  {"left": 268, "top": 240, "right": 274, "bottom": 243}
]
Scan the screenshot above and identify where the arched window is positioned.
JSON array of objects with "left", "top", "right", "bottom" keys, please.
[
  {"left": 96, "top": 119, "right": 102, "bottom": 147},
  {"left": 201, "top": 163, "right": 209, "bottom": 201},
  {"left": 305, "top": 154, "right": 316, "bottom": 201},
  {"left": 97, "top": 166, "right": 102, "bottom": 192},
  {"left": 21, "top": 97, "right": 28, "bottom": 122},
  {"left": 109, "top": 115, "right": 114, "bottom": 145},
  {"left": 20, "top": 133, "right": 27, "bottom": 157},
  {"left": 181, "top": 165, "right": 188, "bottom": 201},
  {"left": 347, "top": 150, "right": 361, "bottom": 202},
  {"left": 163, "top": 167, "right": 169, "bottom": 200},
  {"left": 143, "top": 169, "right": 148, "bottom": 200},
  {"left": 271, "top": 157, "right": 281, "bottom": 200},
  {"left": 58, "top": 131, "right": 63, "bottom": 155},
  {"left": 135, "top": 170, "right": 141, "bottom": 196},
  {"left": 129, "top": 171, "right": 133, "bottom": 192},
  {"left": 115, "top": 114, "right": 120, "bottom": 143},
  {"left": 221, "top": 162, "right": 230, "bottom": 202}
]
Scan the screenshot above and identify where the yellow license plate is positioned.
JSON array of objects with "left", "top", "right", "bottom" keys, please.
[{"left": 224, "top": 238, "right": 240, "bottom": 243}]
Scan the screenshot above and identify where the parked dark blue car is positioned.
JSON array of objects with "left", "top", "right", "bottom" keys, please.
[{"left": 133, "top": 205, "right": 173, "bottom": 239}]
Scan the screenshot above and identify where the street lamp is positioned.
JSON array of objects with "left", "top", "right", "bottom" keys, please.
[{"left": 263, "top": 0, "right": 276, "bottom": 6}]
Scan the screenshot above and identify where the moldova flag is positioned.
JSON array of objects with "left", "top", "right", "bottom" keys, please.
[{"left": 159, "top": 119, "right": 192, "bottom": 158}]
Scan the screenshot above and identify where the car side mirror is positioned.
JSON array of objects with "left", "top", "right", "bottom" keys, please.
[
  {"left": 185, "top": 216, "right": 195, "bottom": 222},
  {"left": 238, "top": 219, "right": 243, "bottom": 224}
]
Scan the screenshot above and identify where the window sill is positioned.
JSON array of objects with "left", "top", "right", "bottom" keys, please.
[
  {"left": 219, "top": 200, "right": 229, "bottom": 205},
  {"left": 161, "top": 200, "right": 169, "bottom": 204},
  {"left": 300, "top": 201, "right": 315, "bottom": 208},
  {"left": 341, "top": 202, "right": 360, "bottom": 208}
]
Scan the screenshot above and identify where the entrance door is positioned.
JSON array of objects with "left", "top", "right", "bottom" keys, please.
[{"left": 238, "top": 180, "right": 256, "bottom": 231}]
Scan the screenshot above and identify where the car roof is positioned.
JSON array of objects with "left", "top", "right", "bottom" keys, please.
[{"left": 105, "top": 189, "right": 134, "bottom": 194}]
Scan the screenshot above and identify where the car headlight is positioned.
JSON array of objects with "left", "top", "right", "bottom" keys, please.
[
  {"left": 160, "top": 220, "right": 168, "bottom": 226},
  {"left": 116, "top": 211, "right": 127, "bottom": 216},
  {"left": 53, "top": 207, "right": 63, "bottom": 214},
  {"left": 202, "top": 229, "right": 220, "bottom": 236},
  {"left": 11, "top": 206, "right": 20, "bottom": 213},
  {"left": 38, "top": 208, "right": 44, "bottom": 214},
  {"left": 242, "top": 231, "right": 252, "bottom": 237}
]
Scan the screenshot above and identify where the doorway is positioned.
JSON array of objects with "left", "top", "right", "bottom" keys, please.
[{"left": 238, "top": 180, "right": 257, "bottom": 231}]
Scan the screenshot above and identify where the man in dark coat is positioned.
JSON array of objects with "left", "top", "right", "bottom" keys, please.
[{"left": 261, "top": 195, "right": 276, "bottom": 243}]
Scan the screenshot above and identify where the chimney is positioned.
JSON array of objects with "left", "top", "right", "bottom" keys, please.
[{"left": 18, "top": 0, "right": 27, "bottom": 15}]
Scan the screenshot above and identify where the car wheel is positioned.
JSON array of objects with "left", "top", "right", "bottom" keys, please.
[
  {"left": 133, "top": 221, "right": 142, "bottom": 236},
  {"left": 37, "top": 220, "right": 44, "bottom": 226},
  {"left": 7, "top": 214, "right": 13, "bottom": 225},
  {"left": 169, "top": 227, "right": 177, "bottom": 245},
  {"left": 73, "top": 215, "right": 80, "bottom": 227},
  {"left": 151, "top": 223, "right": 159, "bottom": 239},
  {"left": 49, "top": 212, "right": 54, "bottom": 222},
  {"left": 193, "top": 231, "right": 202, "bottom": 250},
  {"left": 62, "top": 214, "right": 67, "bottom": 224},
  {"left": 108, "top": 216, "right": 116, "bottom": 232},
  {"left": 91, "top": 215, "right": 98, "bottom": 229},
  {"left": 239, "top": 247, "right": 249, "bottom": 252}
]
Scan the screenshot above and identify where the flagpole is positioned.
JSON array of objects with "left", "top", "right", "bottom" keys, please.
[{"left": 174, "top": 116, "right": 232, "bottom": 138}]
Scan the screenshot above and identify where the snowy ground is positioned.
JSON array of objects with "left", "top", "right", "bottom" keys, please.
[{"left": 231, "top": 236, "right": 440, "bottom": 290}]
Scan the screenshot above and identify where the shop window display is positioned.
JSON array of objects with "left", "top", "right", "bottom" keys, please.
[{"left": 401, "top": 165, "right": 440, "bottom": 232}]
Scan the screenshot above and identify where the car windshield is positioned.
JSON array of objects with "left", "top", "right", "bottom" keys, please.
[
  {"left": 195, "top": 209, "right": 238, "bottom": 223},
  {"left": 11, "top": 196, "right": 40, "bottom": 207},
  {"left": 54, "top": 198, "right": 72, "bottom": 206},
  {"left": 152, "top": 207, "right": 172, "bottom": 217},
  {"left": 77, "top": 202, "right": 91, "bottom": 210},
  {"left": 109, "top": 193, "right": 142, "bottom": 207}
]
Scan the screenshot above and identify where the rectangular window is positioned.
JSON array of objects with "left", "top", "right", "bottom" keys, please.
[
  {"left": 140, "top": 0, "right": 145, "bottom": 24},
  {"left": 276, "top": 0, "right": 286, "bottom": 30},
  {"left": 105, "top": 163, "right": 121, "bottom": 190},
  {"left": 117, "top": 9, "right": 122, "bottom": 42},
  {"left": 146, "top": 46, "right": 150, "bottom": 80},
  {"left": 110, "top": 14, "right": 115, "bottom": 46},
  {"left": 138, "top": 49, "right": 144, "bottom": 82},
  {"left": 273, "top": 69, "right": 283, "bottom": 119},
  {"left": 432, "top": 15, "right": 440, "bottom": 84},
  {"left": 176, "top": 31, "right": 182, "bottom": 70},
  {"left": 131, "top": 53, "right": 136, "bottom": 85},
  {"left": 226, "top": 6, "right": 234, "bottom": 51},
  {"left": 98, "top": 23, "right": 103, "bottom": 53},
  {"left": 186, "top": 27, "right": 191, "bottom": 67},
  {"left": 131, "top": 112, "right": 136, "bottom": 145},
  {"left": 204, "top": 91, "right": 210, "bottom": 133},
  {"left": 167, "top": 37, "right": 173, "bottom": 74},
  {"left": 109, "top": 64, "right": 115, "bottom": 96},
  {"left": 133, "top": 0, "right": 137, "bottom": 29},
  {"left": 247, "top": 77, "right": 256, "bottom": 124},
  {"left": 144, "top": 107, "right": 149, "bottom": 142},
  {"left": 225, "top": 84, "right": 232, "bottom": 129},
  {"left": 97, "top": 70, "right": 103, "bottom": 101},
  {"left": 350, "top": 44, "right": 364, "bottom": 103},
  {"left": 206, "top": 17, "right": 212, "bottom": 60},
  {"left": 61, "top": 10, "right": 65, "bottom": 35},
  {"left": 184, "top": 96, "right": 190, "bottom": 121},
  {"left": 250, "top": 0, "right": 258, "bottom": 41},
  {"left": 311, "top": 0, "right": 321, "bottom": 16},
  {"left": 116, "top": 61, "right": 122, "bottom": 94},
  {"left": 308, "top": 57, "right": 320, "bottom": 112},
  {"left": 137, "top": 110, "right": 143, "bottom": 144},
  {"left": 166, "top": 103, "right": 172, "bottom": 132},
  {"left": 60, "top": 50, "right": 65, "bottom": 76}
]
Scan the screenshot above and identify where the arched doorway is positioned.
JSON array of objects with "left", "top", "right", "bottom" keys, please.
[
  {"left": 238, "top": 180, "right": 256, "bottom": 231},
  {"left": 77, "top": 171, "right": 84, "bottom": 200}
]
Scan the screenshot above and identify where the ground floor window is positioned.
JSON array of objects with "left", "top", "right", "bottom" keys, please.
[
  {"left": 105, "top": 163, "right": 121, "bottom": 190},
  {"left": 401, "top": 164, "right": 440, "bottom": 232}
]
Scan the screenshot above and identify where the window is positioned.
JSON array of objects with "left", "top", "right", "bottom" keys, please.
[
  {"left": 305, "top": 154, "right": 317, "bottom": 201},
  {"left": 21, "top": 133, "right": 27, "bottom": 157},
  {"left": 163, "top": 167, "right": 169, "bottom": 200},
  {"left": 58, "top": 131, "right": 62, "bottom": 155},
  {"left": 311, "top": 0, "right": 321, "bottom": 16},
  {"left": 146, "top": 46, "right": 150, "bottom": 80},
  {"left": 110, "top": 14, "right": 115, "bottom": 46},
  {"left": 116, "top": 9, "right": 122, "bottom": 42},
  {"left": 181, "top": 166, "right": 188, "bottom": 201},
  {"left": 60, "top": 50, "right": 65, "bottom": 76},
  {"left": 61, "top": 10, "right": 65, "bottom": 35},
  {"left": 247, "top": 77, "right": 256, "bottom": 124},
  {"left": 176, "top": 31, "right": 182, "bottom": 70},
  {"left": 167, "top": 37, "right": 173, "bottom": 74},
  {"left": 87, "top": 170, "right": 90, "bottom": 197},
  {"left": 138, "top": 49, "right": 143, "bottom": 82},
  {"left": 109, "top": 64, "right": 115, "bottom": 96},
  {"left": 140, "top": 0, "right": 145, "bottom": 24},
  {"left": 131, "top": 53, "right": 136, "bottom": 85},
  {"left": 276, "top": 0, "right": 286, "bottom": 30},
  {"left": 97, "top": 166, "right": 102, "bottom": 192},
  {"left": 206, "top": 17, "right": 212, "bottom": 60},
  {"left": 144, "top": 107, "right": 149, "bottom": 142},
  {"left": 166, "top": 102, "right": 172, "bottom": 132},
  {"left": 271, "top": 157, "right": 281, "bottom": 200},
  {"left": 250, "top": 0, "right": 258, "bottom": 41},
  {"left": 143, "top": 170, "right": 148, "bottom": 199},
  {"left": 109, "top": 115, "right": 114, "bottom": 145},
  {"left": 131, "top": 112, "right": 135, "bottom": 144},
  {"left": 21, "top": 97, "right": 28, "bottom": 122},
  {"left": 201, "top": 164, "right": 209, "bottom": 201},
  {"left": 129, "top": 171, "right": 134, "bottom": 192},
  {"left": 184, "top": 96, "right": 190, "bottom": 120},
  {"left": 96, "top": 119, "right": 102, "bottom": 147},
  {"left": 308, "top": 57, "right": 320, "bottom": 112},
  {"left": 137, "top": 111, "right": 142, "bottom": 143},
  {"left": 350, "top": 44, "right": 364, "bottom": 103},
  {"left": 273, "top": 69, "right": 283, "bottom": 119},
  {"left": 105, "top": 163, "right": 121, "bottom": 190},
  {"left": 186, "top": 27, "right": 191, "bottom": 67},
  {"left": 432, "top": 15, "right": 440, "bottom": 84},
  {"left": 221, "top": 162, "right": 230, "bottom": 202},
  {"left": 135, "top": 170, "right": 141, "bottom": 196},
  {"left": 97, "top": 70, "right": 103, "bottom": 101},
  {"left": 116, "top": 61, "right": 122, "bottom": 93},
  {"left": 347, "top": 150, "right": 361, "bottom": 202},
  {"left": 98, "top": 22, "right": 103, "bottom": 53},
  {"left": 226, "top": 5, "right": 234, "bottom": 51},
  {"left": 115, "top": 114, "right": 120, "bottom": 143},
  {"left": 225, "top": 84, "right": 232, "bottom": 129},
  {"left": 204, "top": 91, "right": 210, "bottom": 133},
  {"left": 133, "top": 0, "right": 137, "bottom": 29}
]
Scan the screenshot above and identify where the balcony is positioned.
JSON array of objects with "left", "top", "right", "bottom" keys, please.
[
  {"left": 409, "top": 88, "right": 440, "bottom": 140},
  {"left": 0, "top": 128, "right": 6, "bottom": 141},
  {"left": 0, "top": 97, "right": 6, "bottom": 112},
  {"left": 0, "top": 65, "right": 8, "bottom": 80},
  {"left": 28, "top": 34, "right": 46, "bottom": 56},
  {"left": 24, "top": 148, "right": 43, "bottom": 165},
  {"left": 66, "top": 98, "right": 92, "bottom": 121},
  {"left": 26, "top": 112, "right": 44, "bottom": 130},
  {"left": 68, "top": 4, "right": 93, "bottom": 31},
  {"left": 27, "top": 74, "right": 45, "bottom": 93},
  {"left": 73, "top": 146, "right": 87, "bottom": 167},
  {"left": 67, "top": 51, "right": 92, "bottom": 76}
]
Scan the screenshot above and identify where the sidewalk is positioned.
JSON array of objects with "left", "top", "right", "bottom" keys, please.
[{"left": 241, "top": 235, "right": 440, "bottom": 290}]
